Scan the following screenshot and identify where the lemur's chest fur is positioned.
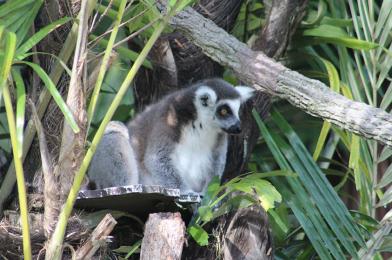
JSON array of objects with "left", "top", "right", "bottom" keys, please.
[{"left": 171, "top": 119, "right": 226, "bottom": 192}]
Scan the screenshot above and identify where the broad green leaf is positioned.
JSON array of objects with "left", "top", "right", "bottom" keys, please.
[
  {"left": 202, "top": 175, "right": 220, "bottom": 206},
  {"left": 0, "top": 0, "right": 36, "bottom": 17},
  {"left": 14, "top": 17, "right": 74, "bottom": 58},
  {"left": 225, "top": 182, "right": 253, "bottom": 195},
  {"left": 125, "top": 239, "right": 142, "bottom": 258},
  {"left": 349, "top": 134, "right": 361, "bottom": 190},
  {"left": 198, "top": 206, "right": 213, "bottom": 222},
  {"left": 79, "top": 209, "right": 127, "bottom": 229},
  {"left": 11, "top": 68, "right": 25, "bottom": 158},
  {"left": 270, "top": 108, "right": 366, "bottom": 253},
  {"left": 188, "top": 224, "right": 209, "bottom": 246},
  {"left": 127, "top": 4, "right": 146, "bottom": 34},
  {"left": 212, "top": 195, "right": 257, "bottom": 219},
  {"left": 250, "top": 179, "right": 281, "bottom": 211},
  {"left": 268, "top": 208, "right": 288, "bottom": 233},
  {"left": 16, "top": 61, "right": 80, "bottom": 133}
]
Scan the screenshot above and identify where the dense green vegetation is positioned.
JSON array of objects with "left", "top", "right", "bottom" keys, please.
[{"left": 0, "top": 0, "right": 391, "bottom": 259}]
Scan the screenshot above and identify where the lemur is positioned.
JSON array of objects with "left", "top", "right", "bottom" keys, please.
[{"left": 88, "top": 78, "right": 254, "bottom": 195}]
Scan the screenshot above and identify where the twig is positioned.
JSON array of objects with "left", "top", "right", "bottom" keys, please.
[
  {"left": 75, "top": 214, "right": 117, "bottom": 260},
  {"left": 87, "top": 17, "right": 160, "bottom": 64},
  {"left": 88, "top": 0, "right": 158, "bottom": 49}
]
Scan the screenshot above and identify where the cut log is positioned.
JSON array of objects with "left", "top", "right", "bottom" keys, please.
[{"left": 140, "top": 212, "right": 186, "bottom": 260}]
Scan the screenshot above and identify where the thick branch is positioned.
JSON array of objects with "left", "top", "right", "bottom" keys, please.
[{"left": 161, "top": 5, "right": 392, "bottom": 147}]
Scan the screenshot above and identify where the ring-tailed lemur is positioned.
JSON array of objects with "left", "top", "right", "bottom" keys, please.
[{"left": 88, "top": 78, "right": 254, "bottom": 194}]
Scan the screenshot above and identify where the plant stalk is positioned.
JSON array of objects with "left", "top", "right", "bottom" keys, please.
[
  {"left": 47, "top": 2, "right": 180, "bottom": 258},
  {"left": 86, "top": 0, "right": 127, "bottom": 131},
  {"left": 3, "top": 82, "right": 32, "bottom": 260}
]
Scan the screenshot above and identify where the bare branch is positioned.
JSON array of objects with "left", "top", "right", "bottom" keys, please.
[{"left": 158, "top": 5, "right": 392, "bottom": 147}]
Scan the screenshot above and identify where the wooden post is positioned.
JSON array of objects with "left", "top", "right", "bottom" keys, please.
[{"left": 140, "top": 212, "right": 185, "bottom": 260}]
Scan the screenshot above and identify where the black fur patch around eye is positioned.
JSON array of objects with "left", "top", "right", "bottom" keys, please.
[{"left": 216, "top": 104, "right": 232, "bottom": 117}]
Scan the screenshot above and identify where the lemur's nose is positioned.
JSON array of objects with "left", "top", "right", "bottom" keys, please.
[{"left": 227, "top": 122, "right": 242, "bottom": 134}]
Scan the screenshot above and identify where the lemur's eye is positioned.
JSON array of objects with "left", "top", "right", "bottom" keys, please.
[
  {"left": 221, "top": 109, "right": 227, "bottom": 115},
  {"left": 239, "top": 108, "right": 242, "bottom": 114}
]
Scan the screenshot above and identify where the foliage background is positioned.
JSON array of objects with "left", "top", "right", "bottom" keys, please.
[{"left": 0, "top": 0, "right": 392, "bottom": 259}]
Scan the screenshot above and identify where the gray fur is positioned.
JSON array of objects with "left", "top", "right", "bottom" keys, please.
[{"left": 88, "top": 78, "right": 254, "bottom": 194}]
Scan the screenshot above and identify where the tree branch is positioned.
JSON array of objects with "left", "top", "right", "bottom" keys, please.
[{"left": 159, "top": 5, "right": 392, "bottom": 147}]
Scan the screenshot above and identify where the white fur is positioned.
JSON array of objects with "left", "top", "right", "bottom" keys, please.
[
  {"left": 235, "top": 86, "right": 255, "bottom": 102},
  {"left": 171, "top": 121, "right": 222, "bottom": 193}
]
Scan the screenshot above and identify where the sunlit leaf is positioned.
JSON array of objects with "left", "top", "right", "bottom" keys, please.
[
  {"left": 198, "top": 206, "right": 213, "bottom": 222},
  {"left": 212, "top": 195, "right": 257, "bottom": 219},
  {"left": 225, "top": 182, "right": 253, "bottom": 195},
  {"left": 188, "top": 224, "right": 209, "bottom": 246}
]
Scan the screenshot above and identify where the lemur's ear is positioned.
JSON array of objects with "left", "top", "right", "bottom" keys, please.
[
  {"left": 196, "top": 86, "right": 217, "bottom": 107},
  {"left": 236, "top": 86, "right": 255, "bottom": 103},
  {"left": 199, "top": 93, "right": 211, "bottom": 106}
]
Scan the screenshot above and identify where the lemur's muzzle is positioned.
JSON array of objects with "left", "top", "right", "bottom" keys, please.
[{"left": 225, "top": 121, "right": 242, "bottom": 134}]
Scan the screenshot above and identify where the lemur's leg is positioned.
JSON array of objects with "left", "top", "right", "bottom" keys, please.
[{"left": 88, "top": 121, "right": 139, "bottom": 189}]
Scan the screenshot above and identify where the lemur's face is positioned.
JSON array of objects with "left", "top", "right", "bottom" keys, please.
[
  {"left": 215, "top": 99, "right": 242, "bottom": 134},
  {"left": 195, "top": 85, "right": 254, "bottom": 134}
]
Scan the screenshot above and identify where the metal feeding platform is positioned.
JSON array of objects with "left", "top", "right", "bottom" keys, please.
[{"left": 75, "top": 185, "right": 201, "bottom": 216}]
